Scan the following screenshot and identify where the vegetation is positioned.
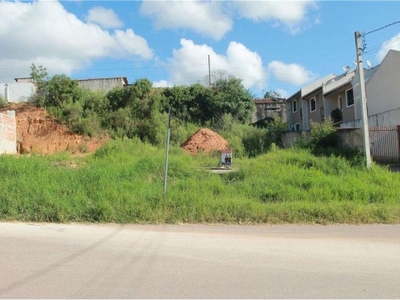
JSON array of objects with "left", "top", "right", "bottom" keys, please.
[
  {"left": 1, "top": 66, "right": 395, "bottom": 225},
  {"left": 29, "top": 66, "right": 255, "bottom": 141},
  {"left": 0, "top": 94, "right": 6, "bottom": 108},
  {"left": 0, "top": 139, "right": 399, "bottom": 224}
]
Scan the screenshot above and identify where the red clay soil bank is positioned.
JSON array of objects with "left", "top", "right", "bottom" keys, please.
[
  {"left": 0, "top": 103, "right": 107, "bottom": 155},
  {"left": 180, "top": 128, "right": 229, "bottom": 155}
]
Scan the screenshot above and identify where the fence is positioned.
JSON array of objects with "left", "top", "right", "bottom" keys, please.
[
  {"left": 281, "top": 126, "right": 400, "bottom": 162},
  {"left": 369, "top": 126, "right": 400, "bottom": 161}
]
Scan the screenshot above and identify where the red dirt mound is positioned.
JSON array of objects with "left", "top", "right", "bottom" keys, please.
[
  {"left": 180, "top": 128, "right": 229, "bottom": 155},
  {"left": 0, "top": 103, "right": 107, "bottom": 155}
]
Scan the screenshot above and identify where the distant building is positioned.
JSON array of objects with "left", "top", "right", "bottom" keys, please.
[
  {"left": 252, "top": 98, "right": 287, "bottom": 125},
  {"left": 13, "top": 76, "right": 129, "bottom": 94},
  {"left": 77, "top": 77, "right": 128, "bottom": 93},
  {"left": 1, "top": 82, "right": 35, "bottom": 103}
]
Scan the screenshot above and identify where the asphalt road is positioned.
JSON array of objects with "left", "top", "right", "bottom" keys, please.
[{"left": 1, "top": 222, "right": 399, "bottom": 299}]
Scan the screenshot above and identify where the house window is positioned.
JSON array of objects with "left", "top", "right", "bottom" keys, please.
[
  {"left": 338, "top": 95, "right": 342, "bottom": 110},
  {"left": 292, "top": 100, "right": 297, "bottom": 113},
  {"left": 292, "top": 123, "right": 300, "bottom": 131},
  {"left": 310, "top": 97, "right": 316, "bottom": 112},
  {"left": 346, "top": 89, "right": 354, "bottom": 107}
]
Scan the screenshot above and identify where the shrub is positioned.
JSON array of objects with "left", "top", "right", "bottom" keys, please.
[{"left": 0, "top": 94, "right": 6, "bottom": 108}]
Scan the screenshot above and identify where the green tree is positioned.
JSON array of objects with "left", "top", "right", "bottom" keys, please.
[
  {"left": 46, "top": 74, "right": 82, "bottom": 107},
  {"left": 263, "top": 90, "right": 281, "bottom": 100},
  {"left": 30, "top": 64, "right": 49, "bottom": 106},
  {"left": 211, "top": 77, "right": 254, "bottom": 123}
]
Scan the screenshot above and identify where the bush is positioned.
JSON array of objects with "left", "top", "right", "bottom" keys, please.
[{"left": 0, "top": 94, "right": 6, "bottom": 108}]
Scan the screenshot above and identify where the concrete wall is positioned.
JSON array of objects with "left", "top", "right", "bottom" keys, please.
[
  {"left": 281, "top": 128, "right": 363, "bottom": 152},
  {"left": 337, "top": 128, "right": 364, "bottom": 152},
  {"left": 281, "top": 131, "right": 310, "bottom": 148},
  {"left": 0, "top": 111, "right": 17, "bottom": 154},
  {"left": 1, "top": 82, "right": 35, "bottom": 103},
  {"left": 78, "top": 78, "right": 126, "bottom": 93},
  {"left": 341, "top": 106, "right": 400, "bottom": 128}
]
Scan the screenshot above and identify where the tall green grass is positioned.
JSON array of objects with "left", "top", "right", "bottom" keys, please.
[{"left": 1, "top": 139, "right": 399, "bottom": 224}]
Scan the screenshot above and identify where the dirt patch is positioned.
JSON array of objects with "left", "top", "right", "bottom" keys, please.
[
  {"left": 180, "top": 128, "right": 229, "bottom": 155},
  {"left": 0, "top": 103, "right": 107, "bottom": 155}
]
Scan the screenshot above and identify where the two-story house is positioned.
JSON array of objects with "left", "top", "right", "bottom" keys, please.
[
  {"left": 286, "top": 49, "right": 400, "bottom": 130},
  {"left": 286, "top": 74, "right": 335, "bottom": 130}
]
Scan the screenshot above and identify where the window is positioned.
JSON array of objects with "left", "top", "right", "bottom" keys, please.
[
  {"left": 292, "top": 123, "right": 300, "bottom": 131},
  {"left": 338, "top": 95, "right": 342, "bottom": 110},
  {"left": 346, "top": 89, "right": 354, "bottom": 107},
  {"left": 292, "top": 100, "right": 297, "bottom": 113},
  {"left": 310, "top": 97, "right": 316, "bottom": 112}
]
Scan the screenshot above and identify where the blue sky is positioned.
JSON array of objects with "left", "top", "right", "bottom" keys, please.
[{"left": 1, "top": 1, "right": 400, "bottom": 98}]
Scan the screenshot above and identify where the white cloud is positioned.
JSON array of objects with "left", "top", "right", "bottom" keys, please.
[
  {"left": 162, "top": 39, "right": 267, "bottom": 90},
  {"left": 86, "top": 6, "right": 123, "bottom": 29},
  {"left": 233, "top": 1, "right": 317, "bottom": 34},
  {"left": 0, "top": 1, "right": 153, "bottom": 81},
  {"left": 139, "top": 0, "right": 317, "bottom": 39},
  {"left": 140, "top": 0, "right": 232, "bottom": 40},
  {"left": 268, "top": 61, "right": 317, "bottom": 86},
  {"left": 275, "top": 88, "right": 289, "bottom": 98},
  {"left": 377, "top": 33, "right": 400, "bottom": 62},
  {"left": 153, "top": 80, "right": 173, "bottom": 88}
]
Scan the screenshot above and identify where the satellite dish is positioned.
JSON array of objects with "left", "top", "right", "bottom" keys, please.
[
  {"left": 342, "top": 65, "right": 350, "bottom": 72},
  {"left": 367, "top": 60, "right": 373, "bottom": 68}
]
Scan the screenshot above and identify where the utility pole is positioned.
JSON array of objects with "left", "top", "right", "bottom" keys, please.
[
  {"left": 163, "top": 108, "right": 171, "bottom": 195},
  {"left": 208, "top": 55, "right": 211, "bottom": 86},
  {"left": 355, "top": 31, "right": 372, "bottom": 168}
]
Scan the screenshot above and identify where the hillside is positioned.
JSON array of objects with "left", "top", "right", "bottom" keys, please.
[{"left": 0, "top": 103, "right": 107, "bottom": 154}]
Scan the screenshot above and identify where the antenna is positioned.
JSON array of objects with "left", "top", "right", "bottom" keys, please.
[{"left": 367, "top": 60, "right": 373, "bottom": 68}]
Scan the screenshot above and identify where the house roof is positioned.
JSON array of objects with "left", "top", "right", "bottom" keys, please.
[
  {"left": 301, "top": 74, "right": 336, "bottom": 96},
  {"left": 253, "top": 98, "right": 286, "bottom": 104},
  {"left": 287, "top": 74, "right": 336, "bottom": 101},
  {"left": 323, "top": 70, "right": 355, "bottom": 96}
]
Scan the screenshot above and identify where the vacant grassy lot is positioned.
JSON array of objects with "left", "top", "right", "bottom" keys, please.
[{"left": 1, "top": 138, "right": 399, "bottom": 224}]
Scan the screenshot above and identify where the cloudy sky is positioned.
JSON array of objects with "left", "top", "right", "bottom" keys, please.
[{"left": 1, "top": 0, "right": 400, "bottom": 98}]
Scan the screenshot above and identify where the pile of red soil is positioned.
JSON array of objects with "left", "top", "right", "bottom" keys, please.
[
  {"left": 0, "top": 103, "right": 107, "bottom": 155},
  {"left": 180, "top": 128, "right": 229, "bottom": 155}
]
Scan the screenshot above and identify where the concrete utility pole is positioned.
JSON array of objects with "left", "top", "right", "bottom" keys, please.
[
  {"left": 163, "top": 108, "right": 171, "bottom": 195},
  {"left": 354, "top": 31, "right": 372, "bottom": 168},
  {"left": 208, "top": 55, "right": 211, "bottom": 86}
]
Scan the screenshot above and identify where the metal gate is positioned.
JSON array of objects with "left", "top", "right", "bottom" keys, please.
[{"left": 369, "top": 126, "right": 400, "bottom": 161}]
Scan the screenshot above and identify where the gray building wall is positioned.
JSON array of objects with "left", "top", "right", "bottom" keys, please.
[
  {"left": 365, "top": 50, "right": 400, "bottom": 116},
  {"left": 1, "top": 82, "right": 35, "bottom": 103},
  {"left": 341, "top": 105, "right": 400, "bottom": 128},
  {"left": 77, "top": 77, "right": 127, "bottom": 93}
]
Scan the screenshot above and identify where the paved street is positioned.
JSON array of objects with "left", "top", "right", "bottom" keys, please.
[{"left": 1, "top": 222, "right": 400, "bottom": 298}]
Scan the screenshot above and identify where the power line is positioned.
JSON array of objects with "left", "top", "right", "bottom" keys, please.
[{"left": 363, "top": 20, "right": 400, "bottom": 36}]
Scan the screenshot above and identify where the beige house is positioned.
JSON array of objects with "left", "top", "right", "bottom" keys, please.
[
  {"left": 286, "top": 74, "right": 335, "bottom": 130},
  {"left": 286, "top": 49, "right": 400, "bottom": 130}
]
